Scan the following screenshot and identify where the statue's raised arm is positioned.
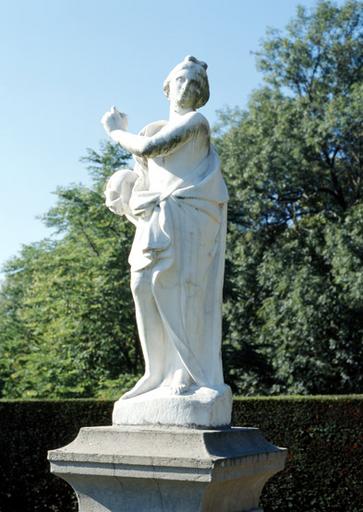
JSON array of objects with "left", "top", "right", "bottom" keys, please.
[
  {"left": 102, "top": 55, "right": 211, "bottom": 159},
  {"left": 102, "top": 56, "right": 231, "bottom": 428}
]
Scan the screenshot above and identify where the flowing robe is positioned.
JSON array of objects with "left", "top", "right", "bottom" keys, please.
[{"left": 106, "top": 120, "right": 228, "bottom": 390}]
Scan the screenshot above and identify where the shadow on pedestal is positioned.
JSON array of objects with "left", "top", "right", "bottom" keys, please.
[{"left": 48, "top": 425, "right": 287, "bottom": 512}]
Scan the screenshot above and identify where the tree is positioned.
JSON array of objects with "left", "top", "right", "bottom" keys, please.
[
  {"left": 0, "top": 143, "right": 141, "bottom": 398},
  {"left": 218, "top": 0, "right": 363, "bottom": 394},
  {"left": 0, "top": 0, "right": 362, "bottom": 398}
]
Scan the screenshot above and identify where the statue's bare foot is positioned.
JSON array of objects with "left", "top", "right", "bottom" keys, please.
[
  {"left": 172, "top": 383, "right": 189, "bottom": 395},
  {"left": 170, "top": 368, "right": 192, "bottom": 395},
  {"left": 121, "top": 374, "right": 160, "bottom": 400}
]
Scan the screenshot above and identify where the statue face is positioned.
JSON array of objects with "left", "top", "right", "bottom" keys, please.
[{"left": 168, "top": 68, "right": 200, "bottom": 110}]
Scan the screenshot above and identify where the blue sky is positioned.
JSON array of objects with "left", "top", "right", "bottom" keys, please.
[{"left": 0, "top": 0, "right": 326, "bottom": 275}]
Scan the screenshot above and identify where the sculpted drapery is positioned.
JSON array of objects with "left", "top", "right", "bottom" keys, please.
[{"left": 102, "top": 56, "right": 229, "bottom": 403}]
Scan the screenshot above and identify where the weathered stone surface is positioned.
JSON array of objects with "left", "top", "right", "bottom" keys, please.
[
  {"left": 48, "top": 425, "right": 287, "bottom": 512},
  {"left": 48, "top": 58, "right": 288, "bottom": 512},
  {"left": 113, "top": 384, "right": 232, "bottom": 428},
  {"left": 101, "top": 56, "right": 229, "bottom": 416}
]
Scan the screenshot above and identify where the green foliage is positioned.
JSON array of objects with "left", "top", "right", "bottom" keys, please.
[
  {"left": 0, "top": 1, "right": 362, "bottom": 398},
  {"left": 233, "top": 396, "right": 363, "bottom": 512},
  {"left": 0, "top": 397, "right": 362, "bottom": 512},
  {"left": 218, "top": 0, "right": 363, "bottom": 394},
  {"left": 0, "top": 399, "right": 113, "bottom": 512},
  {"left": 95, "top": 373, "right": 141, "bottom": 399},
  {"left": 0, "top": 142, "right": 142, "bottom": 398}
]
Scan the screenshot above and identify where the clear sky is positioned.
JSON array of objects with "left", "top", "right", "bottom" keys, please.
[{"left": 0, "top": 0, "right": 327, "bottom": 275}]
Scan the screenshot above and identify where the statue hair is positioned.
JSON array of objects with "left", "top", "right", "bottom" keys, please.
[{"left": 163, "top": 55, "right": 210, "bottom": 109}]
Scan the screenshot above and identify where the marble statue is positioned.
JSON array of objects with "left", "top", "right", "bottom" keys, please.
[
  {"left": 49, "top": 59, "right": 287, "bottom": 512},
  {"left": 101, "top": 56, "right": 231, "bottom": 426}
]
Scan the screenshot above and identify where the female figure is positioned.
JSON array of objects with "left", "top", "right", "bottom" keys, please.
[{"left": 102, "top": 56, "right": 228, "bottom": 400}]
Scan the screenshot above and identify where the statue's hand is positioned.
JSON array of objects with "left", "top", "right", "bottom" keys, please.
[{"left": 101, "top": 106, "right": 128, "bottom": 134}]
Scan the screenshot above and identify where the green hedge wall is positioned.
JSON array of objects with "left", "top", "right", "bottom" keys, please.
[
  {"left": 0, "top": 400, "right": 112, "bottom": 512},
  {"left": 0, "top": 396, "right": 362, "bottom": 512},
  {"left": 232, "top": 396, "right": 363, "bottom": 512}
]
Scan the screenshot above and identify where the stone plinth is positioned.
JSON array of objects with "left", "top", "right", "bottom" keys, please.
[
  {"left": 48, "top": 425, "right": 287, "bottom": 512},
  {"left": 113, "top": 385, "right": 233, "bottom": 428}
]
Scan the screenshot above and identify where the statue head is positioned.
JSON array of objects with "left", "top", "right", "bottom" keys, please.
[{"left": 163, "top": 56, "right": 210, "bottom": 110}]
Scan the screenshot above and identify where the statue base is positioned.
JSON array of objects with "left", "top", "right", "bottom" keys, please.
[
  {"left": 113, "top": 384, "right": 233, "bottom": 427},
  {"left": 48, "top": 425, "right": 287, "bottom": 512}
]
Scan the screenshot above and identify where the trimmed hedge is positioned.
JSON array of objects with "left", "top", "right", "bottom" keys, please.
[
  {"left": 0, "top": 400, "right": 112, "bottom": 512},
  {"left": 0, "top": 396, "right": 362, "bottom": 512},
  {"left": 232, "top": 396, "right": 363, "bottom": 511}
]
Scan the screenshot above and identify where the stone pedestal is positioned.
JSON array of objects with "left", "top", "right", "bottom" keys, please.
[
  {"left": 48, "top": 425, "right": 287, "bottom": 512},
  {"left": 113, "top": 384, "right": 233, "bottom": 428}
]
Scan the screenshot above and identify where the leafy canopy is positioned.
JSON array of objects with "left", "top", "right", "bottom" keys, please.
[
  {"left": 0, "top": 0, "right": 362, "bottom": 398},
  {"left": 219, "top": 0, "right": 363, "bottom": 394}
]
